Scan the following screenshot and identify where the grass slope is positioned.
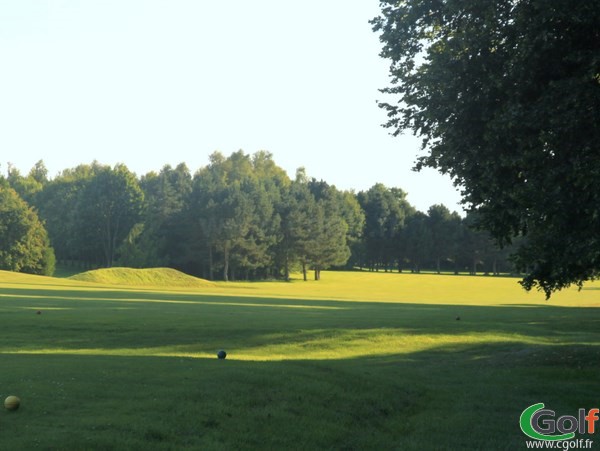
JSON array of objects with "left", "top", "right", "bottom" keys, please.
[
  {"left": 69, "top": 267, "right": 215, "bottom": 289},
  {"left": 0, "top": 269, "right": 599, "bottom": 449}
]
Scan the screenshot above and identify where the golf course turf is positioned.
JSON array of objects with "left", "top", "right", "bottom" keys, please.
[{"left": 1, "top": 269, "right": 599, "bottom": 449}]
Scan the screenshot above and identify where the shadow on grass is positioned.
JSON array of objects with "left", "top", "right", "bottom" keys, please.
[
  {"left": 1, "top": 339, "right": 599, "bottom": 450},
  {"left": 2, "top": 283, "right": 600, "bottom": 448},
  {"left": 1, "top": 286, "right": 600, "bottom": 355}
]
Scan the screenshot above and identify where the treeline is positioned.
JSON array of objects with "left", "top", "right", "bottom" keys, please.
[{"left": 1, "top": 151, "right": 518, "bottom": 280}]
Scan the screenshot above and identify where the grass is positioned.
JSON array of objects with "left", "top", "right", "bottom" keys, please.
[
  {"left": 69, "top": 267, "right": 216, "bottom": 289},
  {"left": 1, "top": 269, "right": 599, "bottom": 449}
]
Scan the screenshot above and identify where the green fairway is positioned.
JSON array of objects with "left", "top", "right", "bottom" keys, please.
[{"left": 1, "top": 270, "right": 599, "bottom": 449}]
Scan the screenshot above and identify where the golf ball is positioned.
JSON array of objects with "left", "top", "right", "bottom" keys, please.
[{"left": 4, "top": 395, "right": 20, "bottom": 411}]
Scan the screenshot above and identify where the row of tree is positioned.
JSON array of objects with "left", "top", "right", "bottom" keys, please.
[
  {"left": 1, "top": 152, "right": 518, "bottom": 280},
  {"left": 354, "top": 184, "right": 515, "bottom": 275}
]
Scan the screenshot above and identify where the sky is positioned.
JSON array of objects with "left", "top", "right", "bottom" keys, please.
[{"left": 0, "top": 1, "right": 464, "bottom": 213}]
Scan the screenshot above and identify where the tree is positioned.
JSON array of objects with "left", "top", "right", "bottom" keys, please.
[
  {"left": 34, "top": 163, "right": 98, "bottom": 264},
  {"left": 357, "top": 184, "right": 412, "bottom": 271},
  {"left": 338, "top": 191, "right": 365, "bottom": 269},
  {"left": 6, "top": 163, "right": 44, "bottom": 206},
  {"left": 306, "top": 179, "right": 352, "bottom": 280},
  {"left": 372, "top": 1, "right": 600, "bottom": 296},
  {"left": 309, "top": 201, "right": 350, "bottom": 281},
  {"left": 459, "top": 213, "right": 490, "bottom": 275},
  {"left": 275, "top": 170, "right": 318, "bottom": 281},
  {"left": 402, "top": 211, "right": 432, "bottom": 273},
  {"left": 193, "top": 152, "right": 253, "bottom": 281},
  {"left": 29, "top": 160, "right": 49, "bottom": 185},
  {"left": 76, "top": 164, "right": 144, "bottom": 267},
  {"left": 240, "top": 153, "right": 288, "bottom": 279},
  {"left": 189, "top": 151, "right": 282, "bottom": 281},
  {"left": 427, "top": 204, "right": 457, "bottom": 273},
  {"left": 0, "top": 186, "right": 55, "bottom": 275},
  {"left": 135, "top": 163, "right": 193, "bottom": 269}
]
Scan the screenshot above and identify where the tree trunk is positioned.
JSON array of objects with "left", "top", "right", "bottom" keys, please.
[
  {"left": 314, "top": 268, "right": 321, "bottom": 281},
  {"left": 103, "top": 217, "right": 112, "bottom": 267},
  {"left": 223, "top": 245, "right": 229, "bottom": 282},
  {"left": 208, "top": 245, "right": 214, "bottom": 281},
  {"left": 284, "top": 255, "right": 290, "bottom": 281},
  {"left": 110, "top": 215, "right": 121, "bottom": 268},
  {"left": 302, "top": 261, "right": 307, "bottom": 281}
]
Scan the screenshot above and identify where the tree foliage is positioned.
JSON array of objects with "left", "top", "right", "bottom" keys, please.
[
  {"left": 186, "top": 151, "right": 350, "bottom": 281},
  {"left": 357, "top": 184, "right": 411, "bottom": 270},
  {"left": 354, "top": 185, "right": 515, "bottom": 276},
  {"left": 132, "top": 163, "right": 193, "bottom": 269},
  {"left": 75, "top": 164, "right": 144, "bottom": 267},
  {"left": 3, "top": 154, "right": 520, "bottom": 283},
  {"left": 30, "top": 162, "right": 144, "bottom": 268},
  {"left": 34, "top": 163, "right": 97, "bottom": 263},
  {"left": 372, "top": 0, "right": 600, "bottom": 296},
  {"left": 306, "top": 181, "right": 351, "bottom": 281},
  {"left": 6, "top": 161, "right": 45, "bottom": 206},
  {"left": 0, "top": 186, "right": 55, "bottom": 275}
]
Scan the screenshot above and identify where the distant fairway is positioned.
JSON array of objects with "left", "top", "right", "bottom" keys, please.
[{"left": 1, "top": 269, "right": 599, "bottom": 449}]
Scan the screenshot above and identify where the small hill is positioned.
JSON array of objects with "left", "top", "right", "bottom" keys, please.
[{"left": 69, "top": 267, "right": 215, "bottom": 289}]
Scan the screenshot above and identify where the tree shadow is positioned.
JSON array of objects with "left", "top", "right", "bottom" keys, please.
[
  {"left": 2, "top": 284, "right": 600, "bottom": 448},
  {"left": 1, "top": 286, "right": 600, "bottom": 354},
  {"left": 2, "top": 339, "right": 598, "bottom": 450}
]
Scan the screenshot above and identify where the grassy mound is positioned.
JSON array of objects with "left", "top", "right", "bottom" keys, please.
[{"left": 69, "top": 267, "right": 215, "bottom": 288}]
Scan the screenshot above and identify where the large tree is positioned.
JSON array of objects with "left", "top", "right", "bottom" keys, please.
[
  {"left": 190, "top": 151, "right": 282, "bottom": 281},
  {"left": 306, "top": 179, "right": 352, "bottom": 280},
  {"left": 427, "top": 204, "right": 461, "bottom": 274},
  {"left": 76, "top": 164, "right": 144, "bottom": 267},
  {"left": 131, "top": 163, "right": 193, "bottom": 269},
  {"left": 372, "top": 1, "right": 600, "bottom": 296},
  {"left": 402, "top": 211, "right": 432, "bottom": 273},
  {"left": 357, "top": 184, "right": 411, "bottom": 271},
  {"left": 276, "top": 170, "right": 318, "bottom": 281},
  {"left": 35, "top": 163, "right": 98, "bottom": 264},
  {"left": 0, "top": 186, "right": 55, "bottom": 275}
]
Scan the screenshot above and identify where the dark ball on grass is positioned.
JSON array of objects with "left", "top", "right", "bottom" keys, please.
[
  {"left": 217, "top": 350, "right": 227, "bottom": 360},
  {"left": 36, "top": 310, "right": 42, "bottom": 315},
  {"left": 456, "top": 316, "right": 460, "bottom": 321}
]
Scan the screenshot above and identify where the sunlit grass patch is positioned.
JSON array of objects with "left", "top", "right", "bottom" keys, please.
[
  {"left": 2, "top": 331, "right": 551, "bottom": 361},
  {"left": 211, "top": 270, "right": 600, "bottom": 307}
]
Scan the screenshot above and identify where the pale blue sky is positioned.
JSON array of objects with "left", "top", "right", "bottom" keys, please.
[{"left": 0, "top": 1, "right": 463, "bottom": 213}]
